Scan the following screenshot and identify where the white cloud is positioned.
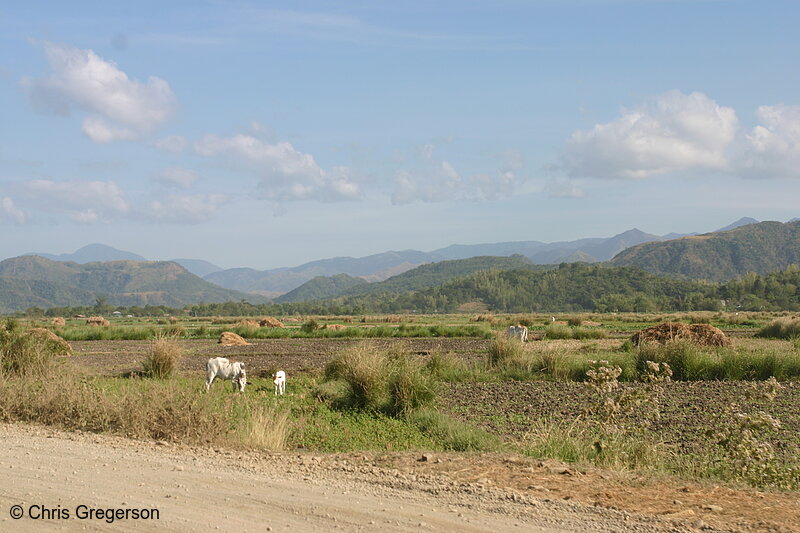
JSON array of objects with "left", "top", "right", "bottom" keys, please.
[
  {"left": 391, "top": 160, "right": 521, "bottom": 204},
  {"left": 154, "top": 135, "right": 188, "bottom": 153},
  {"left": 144, "top": 193, "right": 227, "bottom": 224},
  {"left": 1, "top": 197, "right": 28, "bottom": 224},
  {"left": 22, "top": 179, "right": 129, "bottom": 223},
  {"left": 544, "top": 180, "right": 586, "bottom": 199},
  {"left": 155, "top": 167, "right": 200, "bottom": 189},
  {"left": 562, "top": 90, "right": 738, "bottom": 179},
  {"left": 739, "top": 104, "right": 800, "bottom": 179},
  {"left": 195, "top": 134, "right": 361, "bottom": 203},
  {"left": 21, "top": 41, "right": 176, "bottom": 142}
]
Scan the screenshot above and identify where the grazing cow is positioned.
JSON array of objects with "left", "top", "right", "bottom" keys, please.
[
  {"left": 273, "top": 370, "right": 286, "bottom": 395},
  {"left": 505, "top": 325, "right": 528, "bottom": 342},
  {"left": 205, "top": 357, "right": 247, "bottom": 393}
]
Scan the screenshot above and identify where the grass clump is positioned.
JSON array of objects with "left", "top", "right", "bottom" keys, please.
[
  {"left": 322, "top": 343, "right": 437, "bottom": 415},
  {"left": 141, "top": 335, "right": 183, "bottom": 379},
  {"left": 0, "top": 328, "right": 61, "bottom": 377},
  {"left": 236, "top": 401, "right": 289, "bottom": 451},
  {"left": 488, "top": 335, "right": 525, "bottom": 367},
  {"left": 636, "top": 340, "right": 800, "bottom": 380},
  {"left": 323, "top": 343, "right": 391, "bottom": 411},
  {"left": 544, "top": 325, "right": 607, "bottom": 340},
  {"left": 757, "top": 318, "right": 800, "bottom": 339},
  {"left": 408, "top": 409, "right": 502, "bottom": 451},
  {"left": 424, "top": 351, "right": 481, "bottom": 381}
]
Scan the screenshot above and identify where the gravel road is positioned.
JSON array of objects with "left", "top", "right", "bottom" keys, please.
[{"left": 0, "top": 423, "right": 703, "bottom": 533}]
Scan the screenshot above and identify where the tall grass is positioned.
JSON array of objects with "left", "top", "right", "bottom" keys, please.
[
  {"left": 388, "top": 354, "right": 437, "bottom": 416},
  {"left": 0, "top": 328, "right": 60, "bottom": 377},
  {"left": 521, "top": 419, "right": 667, "bottom": 471},
  {"left": 635, "top": 341, "right": 800, "bottom": 381},
  {"left": 323, "top": 343, "right": 391, "bottom": 411},
  {"left": 757, "top": 318, "right": 800, "bottom": 339},
  {"left": 55, "top": 325, "right": 158, "bottom": 341},
  {"left": 0, "top": 373, "right": 231, "bottom": 441},
  {"left": 544, "top": 325, "right": 607, "bottom": 340},
  {"left": 487, "top": 336, "right": 525, "bottom": 367},
  {"left": 141, "top": 336, "right": 184, "bottom": 379},
  {"left": 322, "top": 342, "right": 436, "bottom": 415},
  {"left": 407, "top": 409, "right": 502, "bottom": 451},
  {"left": 236, "top": 401, "right": 289, "bottom": 451}
]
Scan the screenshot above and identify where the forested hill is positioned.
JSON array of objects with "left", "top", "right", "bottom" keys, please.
[
  {"left": 0, "top": 256, "right": 265, "bottom": 312},
  {"left": 310, "top": 263, "right": 715, "bottom": 313},
  {"left": 312, "top": 263, "right": 800, "bottom": 313},
  {"left": 338, "top": 255, "right": 544, "bottom": 298},
  {"left": 610, "top": 220, "right": 800, "bottom": 281},
  {"left": 275, "top": 273, "right": 368, "bottom": 303}
]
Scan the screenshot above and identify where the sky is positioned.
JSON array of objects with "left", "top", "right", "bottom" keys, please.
[{"left": 2, "top": 0, "right": 800, "bottom": 270}]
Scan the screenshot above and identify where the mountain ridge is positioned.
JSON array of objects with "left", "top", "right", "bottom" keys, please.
[{"left": 0, "top": 256, "right": 265, "bottom": 312}]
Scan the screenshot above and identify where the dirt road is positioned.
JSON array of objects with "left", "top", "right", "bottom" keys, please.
[{"left": 1, "top": 423, "right": 696, "bottom": 533}]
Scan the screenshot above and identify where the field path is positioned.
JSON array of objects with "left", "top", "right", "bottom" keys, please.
[{"left": 1, "top": 423, "right": 685, "bottom": 533}]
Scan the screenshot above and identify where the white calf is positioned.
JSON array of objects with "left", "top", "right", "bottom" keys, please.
[
  {"left": 273, "top": 370, "right": 286, "bottom": 395},
  {"left": 505, "top": 325, "right": 528, "bottom": 342},
  {"left": 205, "top": 357, "right": 247, "bottom": 392}
]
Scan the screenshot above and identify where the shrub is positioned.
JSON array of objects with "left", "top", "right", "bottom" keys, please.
[
  {"left": 567, "top": 317, "right": 583, "bottom": 327},
  {"left": 142, "top": 336, "right": 183, "bottom": 379}
]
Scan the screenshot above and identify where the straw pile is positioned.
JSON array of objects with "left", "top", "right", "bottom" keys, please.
[
  {"left": 26, "top": 328, "right": 72, "bottom": 356},
  {"left": 51, "top": 317, "right": 66, "bottom": 326},
  {"left": 86, "top": 316, "right": 110, "bottom": 327},
  {"left": 325, "top": 324, "right": 347, "bottom": 331},
  {"left": 259, "top": 317, "right": 285, "bottom": 328},
  {"left": 218, "top": 331, "right": 250, "bottom": 346},
  {"left": 631, "top": 322, "right": 732, "bottom": 347},
  {"left": 234, "top": 320, "right": 260, "bottom": 328}
]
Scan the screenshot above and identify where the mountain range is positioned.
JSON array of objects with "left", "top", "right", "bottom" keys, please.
[{"left": 5, "top": 216, "right": 792, "bottom": 309}]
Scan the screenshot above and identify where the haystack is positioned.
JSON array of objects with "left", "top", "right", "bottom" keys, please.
[
  {"left": 631, "top": 322, "right": 732, "bottom": 347},
  {"left": 51, "top": 317, "right": 66, "bottom": 326},
  {"left": 25, "top": 328, "right": 72, "bottom": 356},
  {"left": 259, "top": 316, "right": 285, "bottom": 328},
  {"left": 218, "top": 331, "right": 250, "bottom": 346},
  {"left": 86, "top": 316, "right": 110, "bottom": 327},
  {"left": 234, "top": 319, "right": 260, "bottom": 328},
  {"left": 325, "top": 324, "right": 347, "bottom": 331}
]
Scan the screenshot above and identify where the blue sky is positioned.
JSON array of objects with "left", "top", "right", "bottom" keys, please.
[{"left": 2, "top": 1, "right": 799, "bottom": 269}]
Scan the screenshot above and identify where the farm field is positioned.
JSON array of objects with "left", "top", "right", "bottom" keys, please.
[
  {"left": 2, "top": 313, "right": 800, "bottom": 531},
  {"left": 67, "top": 337, "right": 492, "bottom": 376}
]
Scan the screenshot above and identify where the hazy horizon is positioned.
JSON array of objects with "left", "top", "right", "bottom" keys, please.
[{"left": 3, "top": 1, "right": 799, "bottom": 269}]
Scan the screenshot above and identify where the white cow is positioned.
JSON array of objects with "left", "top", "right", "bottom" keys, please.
[
  {"left": 505, "top": 325, "right": 528, "bottom": 342},
  {"left": 273, "top": 370, "right": 286, "bottom": 395},
  {"left": 205, "top": 357, "right": 247, "bottom": 392}
]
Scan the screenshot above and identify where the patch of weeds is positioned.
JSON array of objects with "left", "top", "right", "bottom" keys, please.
[{"left": 707, "top": 377, "right": 800, "bottom": 489}]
